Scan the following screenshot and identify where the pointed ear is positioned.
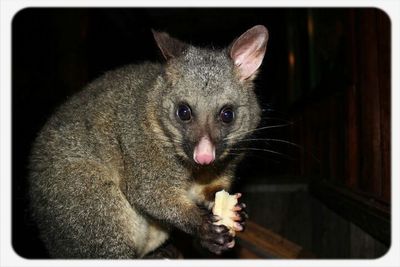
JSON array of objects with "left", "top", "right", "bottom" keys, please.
[
  {"left": 229, "top": 25, "right": 269, "bottom": 81},
  {"left": 152, "top": 29, "right": 187, "bottom": 60}
]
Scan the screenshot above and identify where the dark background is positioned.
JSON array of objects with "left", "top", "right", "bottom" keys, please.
[{"left": 12, "top": 8, "right": 390, "bottom": 259}]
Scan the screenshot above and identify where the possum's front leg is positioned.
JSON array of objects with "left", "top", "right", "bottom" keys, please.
[
  {"left": 188, "top": 176, "right": 232, "bottom": 211},
  {"left": 188, "top": 183, "right": 215, "bottom": 210}
]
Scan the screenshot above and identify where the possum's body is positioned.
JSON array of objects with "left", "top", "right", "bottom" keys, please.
[{"left": 29, "top": 25, "right": 268, "bottom": 258}]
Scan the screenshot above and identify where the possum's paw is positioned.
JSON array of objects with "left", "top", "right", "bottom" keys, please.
[
  {"left": 232, "top": 195, "right": 248, "bottom": 232},
  {"left": 198, "top": 212, "right": 235, "bottom": 255}
]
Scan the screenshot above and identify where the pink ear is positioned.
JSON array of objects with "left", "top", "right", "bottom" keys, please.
[{"left": 230, "top": 25, "right": 269, "bottom": 81}]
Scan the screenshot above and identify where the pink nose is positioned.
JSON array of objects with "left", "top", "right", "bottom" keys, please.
[
  {"left": 193, "top": 136, "right": 216, "bottom": 165},
  {"left": 195, "top": 154, "right": 214, "bottom": 165}
]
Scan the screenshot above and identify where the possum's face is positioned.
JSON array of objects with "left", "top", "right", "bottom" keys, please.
[
  {"left": 159, "top": 49, "right": 261, "bottom": 166},
  {"left": 153, "top": 26, "right": 268, "bottom": 166}
]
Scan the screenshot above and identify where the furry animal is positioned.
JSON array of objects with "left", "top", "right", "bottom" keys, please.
[{"left": 29, "top": 25, "right": 269, "bottom": 258}]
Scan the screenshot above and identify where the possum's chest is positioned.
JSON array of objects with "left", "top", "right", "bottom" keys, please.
[{"left": 187, "top": 174, "right": 232, "bottom": 210}]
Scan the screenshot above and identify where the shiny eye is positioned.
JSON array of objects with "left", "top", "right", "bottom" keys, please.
[
  {"left": 176, "top": 104, "right": 192, "bottom": 121},
  {"left": 220, "top": 107, "right": 235, "bottom": 124}
]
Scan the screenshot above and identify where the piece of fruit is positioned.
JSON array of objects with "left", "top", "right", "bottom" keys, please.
[{"left": 212, "top": 190, "right": 238, "bottom": 234}]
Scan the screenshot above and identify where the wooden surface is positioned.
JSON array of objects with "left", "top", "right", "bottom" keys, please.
[{"left": 236, "top": 220, "right": 314, "bottom": 259}]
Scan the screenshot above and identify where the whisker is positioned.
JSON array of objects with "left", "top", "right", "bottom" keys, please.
[
  {"left": 223, "top": 152, "right": 243, "bottom": 156},
  {"left": 229, "top": 147, "right": 294, "bottom": 160},
  {"left": 259, "top": 116, "right": 293, "bottom": 123},
  {"left": 236, "top": 138, "right": 301, "bottom": 148},
  {"left": 224, "top": 123, "right": 292, "bottom": 141},
  {"left": 235, "top": 138, "right": 320, "bottom": 163},
  {"left": 229, "top": 152, "right": 279, "bottom": 162}
]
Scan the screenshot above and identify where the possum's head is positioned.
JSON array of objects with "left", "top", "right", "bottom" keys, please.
[{"left": 152, "top": 25, "right": 268, "bottom": 167}]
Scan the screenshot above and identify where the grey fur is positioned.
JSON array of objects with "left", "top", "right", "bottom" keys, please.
[{"left": 29, "top": 25, "right": 268, "bottom": 258}]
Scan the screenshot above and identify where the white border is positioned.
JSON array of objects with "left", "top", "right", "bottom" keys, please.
[{"left": 1, "top": 1, "right": 399, "bottom": 267}]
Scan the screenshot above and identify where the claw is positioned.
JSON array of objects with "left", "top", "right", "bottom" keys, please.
[
  {"left": 233, "top": 222, "right": 244, "bottom": 232},
  {"left": 230, "top": 212, "right": 241, "bottom": 221},
  {"left": 233, "top": 206, "right": 242, "bottom": 211},
  {"left": 233, "top": 202, "right": 246, "bottom": 211},
  {"left": 234, "top": 193, "right": 242, "bottom": 199}
]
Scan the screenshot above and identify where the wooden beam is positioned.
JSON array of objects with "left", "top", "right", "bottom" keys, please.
[{"left": 236, "top": 220, "right": 314, "bottom": 258}]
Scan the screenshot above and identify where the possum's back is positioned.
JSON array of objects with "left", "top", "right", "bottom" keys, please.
[
  {"left": 28, "top": 62, "right": 162, "bottom": 255},
  {"left": 30, "top": 62, "right": 161, "bottom": 163}
]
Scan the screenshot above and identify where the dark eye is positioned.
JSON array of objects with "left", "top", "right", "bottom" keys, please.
[
  {"left": 177, "top": 104, "right": 192, "bottom": 121},
  {"left": 220, "top": 107, "right": 235, "bottom": 124}
]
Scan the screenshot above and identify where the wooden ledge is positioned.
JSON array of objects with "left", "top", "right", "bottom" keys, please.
[{"left": 236, "top": 220, "right": 314, "bottom": 259}]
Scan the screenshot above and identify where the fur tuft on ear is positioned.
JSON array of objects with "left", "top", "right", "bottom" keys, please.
[
  {"left": 229, "top": 25, "right": 269, "bottom": 81},
  {"left": 152, "top": 30, "right": 188, "bottom": 60}
]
